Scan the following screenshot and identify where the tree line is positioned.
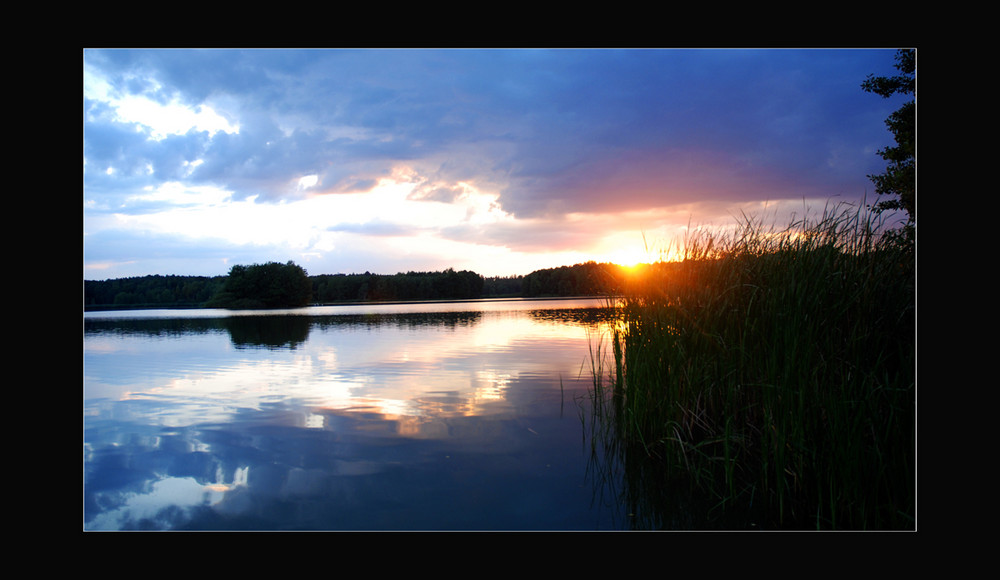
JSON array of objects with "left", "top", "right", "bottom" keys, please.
[
  {"left": 312, "top": 268, "right": 484, "bottom": 303},
  {"left": 84, "top": 274, "right": 227, "bottom": 310},
  {"left": 84, "top": 261, "right": 633, "bottom": 311},
  {"left": 520, "top": 261, "right": 627, "bottom": 297}
]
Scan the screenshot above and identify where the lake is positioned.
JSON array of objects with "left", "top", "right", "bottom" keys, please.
[{"left": 83, "top": 297, "right": 631, "bottom": 531}]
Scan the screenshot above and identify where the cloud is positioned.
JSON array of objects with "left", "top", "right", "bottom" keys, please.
[
  {"left": 86, "top": 49, "right": 898, "bottom": 210},
  {"left": 326, "top": 220, "right": 422, "bottom": 238},
  {"left": 83, "top": 48, "right": 907, "bottom": 279}
]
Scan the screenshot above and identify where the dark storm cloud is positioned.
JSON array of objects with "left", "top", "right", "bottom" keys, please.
[{"left": 484, "top": 49, "right": 900, "bottom": 216}]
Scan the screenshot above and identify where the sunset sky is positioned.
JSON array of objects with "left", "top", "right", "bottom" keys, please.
[{"left": 83, "top": 48, "right": 909, "bottom": 280}]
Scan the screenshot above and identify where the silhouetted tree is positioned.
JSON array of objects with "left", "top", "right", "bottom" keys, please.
[
  {"left": 862, "top": 49, "right": 915, "bottom": 223},
  {"left": 206, "top": 261, "right": 312, "bottom": 309}
]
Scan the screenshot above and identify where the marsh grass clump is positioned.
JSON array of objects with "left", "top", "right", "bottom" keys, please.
[{"left": 588, "top": 204, "right": 915, "bottom": 529}]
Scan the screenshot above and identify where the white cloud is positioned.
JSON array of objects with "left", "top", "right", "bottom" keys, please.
[
  {"left": 84, "top": 63, "right": 239, "bottom": 141},
  {"left": 120, "top": 97, "right": 238, "bottom": 140},
  {"left": 89, "top": 172, "right": 523, "bottom": 273},
  {"left": 297, "top": 174, "right": 319, "bottom": 190}
]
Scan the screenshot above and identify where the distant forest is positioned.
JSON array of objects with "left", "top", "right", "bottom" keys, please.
[{"left": 83, "top": 261, "right": 630, "bottom": 311}]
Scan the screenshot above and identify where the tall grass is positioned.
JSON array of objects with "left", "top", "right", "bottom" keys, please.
[{"left": 586, "top": 203, "right": 915, "bottom": 529}]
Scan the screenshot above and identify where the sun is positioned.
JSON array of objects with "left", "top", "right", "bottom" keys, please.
[
  {"left": 608, "top": 247, "right": 649, "bottom": 269},
  {"left": 620, "top": 261, "right": 644, "bottom": 273}
]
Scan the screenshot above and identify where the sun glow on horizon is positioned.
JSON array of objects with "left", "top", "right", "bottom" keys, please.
[
  {"left": 611, "top": 251, "right": 647, "bottom": 268},
  {"left": 86, "top": 162, "right": 731, "bottom": 281}
]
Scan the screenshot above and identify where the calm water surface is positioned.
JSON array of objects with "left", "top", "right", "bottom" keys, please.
[{"left": 83, "top": 298, "right": 628, "bottom": 531}]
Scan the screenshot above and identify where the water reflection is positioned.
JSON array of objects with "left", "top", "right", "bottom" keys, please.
[
  {"left": 225, "top": 316, "right": 312, "bottom": 349},
  {"left": 84, "top": 299, "right": 625, "bottom": 530}
]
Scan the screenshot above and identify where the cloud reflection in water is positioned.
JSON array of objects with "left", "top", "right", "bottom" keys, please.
[{"left": 83, "top": 299, "right": 619, "bottom": 530}]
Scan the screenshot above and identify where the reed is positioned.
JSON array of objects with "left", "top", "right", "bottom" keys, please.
[{"left": 587, "top": 203, "right": 915, "bottom": 529}]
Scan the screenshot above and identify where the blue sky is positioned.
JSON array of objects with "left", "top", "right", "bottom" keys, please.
[{"left": 83, "top": 48, "right": 909, "bottom": 280}]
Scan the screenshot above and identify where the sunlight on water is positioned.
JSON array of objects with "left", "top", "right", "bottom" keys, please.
[{"left": 85, "top": 306, "right": 602, "bottom": 427}]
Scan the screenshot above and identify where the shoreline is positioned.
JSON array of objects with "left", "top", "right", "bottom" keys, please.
[
  {"left": 308, "top": 294, "right": 612, "bottom": 308},
  {"left": 85, "top": 295, "right": 615, "bottom": 314}
]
